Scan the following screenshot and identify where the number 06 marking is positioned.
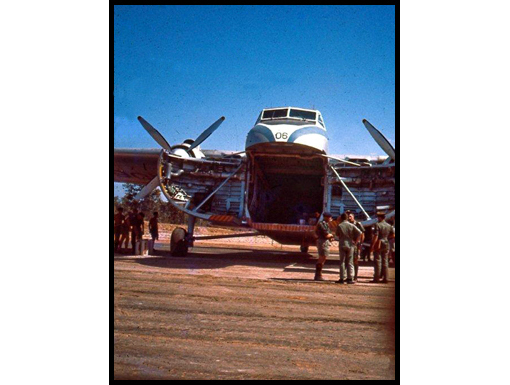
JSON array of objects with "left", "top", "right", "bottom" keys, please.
[{"left": 275, "top": 132, "right": 288, "bottom": 140}]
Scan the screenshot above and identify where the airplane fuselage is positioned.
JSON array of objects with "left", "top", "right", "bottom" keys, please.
[{"left": 243, "top": 108, "right": 330, "bottom": 246}]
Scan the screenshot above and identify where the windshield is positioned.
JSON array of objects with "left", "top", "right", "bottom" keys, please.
[
  {"left": 289, "top": 109, "right": 317, "bottom": 121},
  {"left": 262, "top": 109, "right": 289, "bottom": 119}
]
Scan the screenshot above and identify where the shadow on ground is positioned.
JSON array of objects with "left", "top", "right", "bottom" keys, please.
[{"left": 113, "top": 244, "right": 393, "bottom": 276}]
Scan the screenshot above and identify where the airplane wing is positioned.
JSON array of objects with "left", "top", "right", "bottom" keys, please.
[
  {"left": 114, "top": 147, "right": 248, "bottom": 226},
  {"left": 328, "top": 155, "right": 394, "bottom": 168},
  {"left": 114, "top": 149, "right": 161, "bottom": 185}
]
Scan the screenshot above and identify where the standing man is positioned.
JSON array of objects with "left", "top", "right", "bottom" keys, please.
[
  {"left": 336, "top": 213, "right": 362, "bottom": 284},
  {"left": 361, "top": 225, "right": 375, "bottom": 262},
  {"left": 349, "top": 213, "right": 366, "bottom": 282},
  {"left": 387, "top": 218, "right": 396, "bottom": 266},
  {"left": 309, "top": 212, "right": 320, "bottom": 226},
  {"left": 130, "top": 209, "right": 142, "bottom": 255},
  {"left": 114, "top": 208, "right": 125, "bottom": 252},
  {"left": 119, "top": 212, "right": 131, "bottom": 251},
  {"left": 314, "top": 212, "right": 334, "bottom": 281},
  {"left": 129, "top": 209, "right": 137, "bottom": 254},
  {"left": 149, "top": 212, "right": 159, "bottom": 253},
  {"left": 371, "top": 213, "right": 396, "bottom": 283}
]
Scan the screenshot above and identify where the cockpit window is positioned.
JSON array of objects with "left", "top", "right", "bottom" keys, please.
[
  {"left": 262, "top": 109, "right": 289, "bottom": 120},
  {"left": 289, "top": 109, "right": 317, "bottom": 121},
  {"left": 318, "top": 115, "right": 325, "bottom": 128},
  {"left": 260, "top": 108, "right": 320, "bottom": 123}
]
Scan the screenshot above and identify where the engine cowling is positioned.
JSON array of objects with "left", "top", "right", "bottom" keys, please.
[{"left": 171, "top": 139, "right": 205, "bottom": 159}]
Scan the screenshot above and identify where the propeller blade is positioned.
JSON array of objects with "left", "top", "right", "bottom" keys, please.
[
  {"left": 138, "top": 116, "right": 173, "bottom": 152},
  {"left": 187, "top": 116, "right": 226, "bottom": 152},
  {"left": 362, "top": 119, "right": 396, "bottom": 161},
  {"left": 134, "top": 176, "right": 160, "bottom": 201}
]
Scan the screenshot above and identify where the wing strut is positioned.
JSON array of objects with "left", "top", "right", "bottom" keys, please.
[
  {"left": 322, "top": 155, "right": 361, "bottom": 167},
  {"left": 192, "top": 164, "right": 244, "bottom": 213},
  {"left": 329, "top": 165, "right": 371, "bottom": 221}
]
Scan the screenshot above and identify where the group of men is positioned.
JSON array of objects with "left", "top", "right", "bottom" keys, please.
[
  {"left": 114, "top": 207, "right": 394, "bottom": 282},
  {"left": 113, "top": 208, "right": 159, "bottom": 254},
  {"left": 314, "top": 211, "right": 395, "bottom": 284}
]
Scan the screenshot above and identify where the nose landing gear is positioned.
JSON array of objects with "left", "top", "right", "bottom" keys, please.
[
  {"left": 170, "top": 227, "right": 189, "bottom": 257},
  {"left": 170, "top": 216, "right": 196, "bottom": 257}
]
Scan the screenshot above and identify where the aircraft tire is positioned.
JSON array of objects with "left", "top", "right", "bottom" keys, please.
[{"left": 170, "top": 227, "right": 189, "bottom": 257}]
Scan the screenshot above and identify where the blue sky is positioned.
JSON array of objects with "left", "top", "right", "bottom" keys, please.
[{"left": 114, "top": 5, "right": 395, "bottom": 195}]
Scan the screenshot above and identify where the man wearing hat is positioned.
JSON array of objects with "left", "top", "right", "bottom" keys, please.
[
  {"left": 371, "top": 212, "right": 396, "bottom": 283},
  {"left": 314, "top": 212, "right": 334, "bottom": 281},
  {"left": 336, "top": 213, "right": 363, "bottom": 284}
]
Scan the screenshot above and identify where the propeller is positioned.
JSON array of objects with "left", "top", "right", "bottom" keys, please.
[
  {"left": 362, "top": 119, "right": 395, "bottom": 161},
  {"left": 138, "top": 115, "right": 225, "bottom": 157},
  {"left": 134, "top": 115, "right": 226, "bottom": 201}
]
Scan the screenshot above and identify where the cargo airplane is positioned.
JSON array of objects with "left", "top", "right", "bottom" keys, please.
[{"left": 113, "top": 107, "right": 396, "bottom": 256}]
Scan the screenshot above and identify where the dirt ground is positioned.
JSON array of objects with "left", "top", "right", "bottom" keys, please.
[{"left": 113, "top": 242, "right": 396, "bottom": 380}]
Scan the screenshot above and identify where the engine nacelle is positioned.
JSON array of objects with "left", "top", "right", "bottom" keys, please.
[{"left": 171, "top": 139, "right": 205, "bottom": 159}]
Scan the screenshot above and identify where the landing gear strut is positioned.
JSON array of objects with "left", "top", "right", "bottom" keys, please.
[
  {"left": 300, "top": 245, "right": 310, "bottom": 253},
  {"left": 187, "top": 216, "right": 196, "bottom": 249}
]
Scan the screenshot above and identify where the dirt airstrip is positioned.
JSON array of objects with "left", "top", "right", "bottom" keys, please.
[{"left": 114, "top": 234, "right": 396, "bottom": 380}]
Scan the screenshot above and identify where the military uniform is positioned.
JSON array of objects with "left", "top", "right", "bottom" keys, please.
[
  {"left": 373, "top": 220, "right": 395, "bottom": 283},
  {"left": 316, "top": 220, "right": 332, "bottom": 257},
  {"left": 149, "top": 216, "right": 159, "bottom": 255},
  {"left": 131, "top": 214, "right": 144, "bottom": 255},
  {"left": 114, "top": 212, "right": 124, "bottom": 252},
  {"left": 120, "top": 219, "right": 130, "bottom": 250},
  {"left": 336, "top": 221, "right": 362, "bottom": 283},
  {"left": 352, "top": 221, "right": 365, "bottom": 280},
  {"left": 361, "top": 225, "right": 374, "bottom": 262},
  {"left": 149, "top": 217, "right": 159, "bottom": 241},
  {"left": 314, "top": 218, "right": 333, "bottom": 281}
]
